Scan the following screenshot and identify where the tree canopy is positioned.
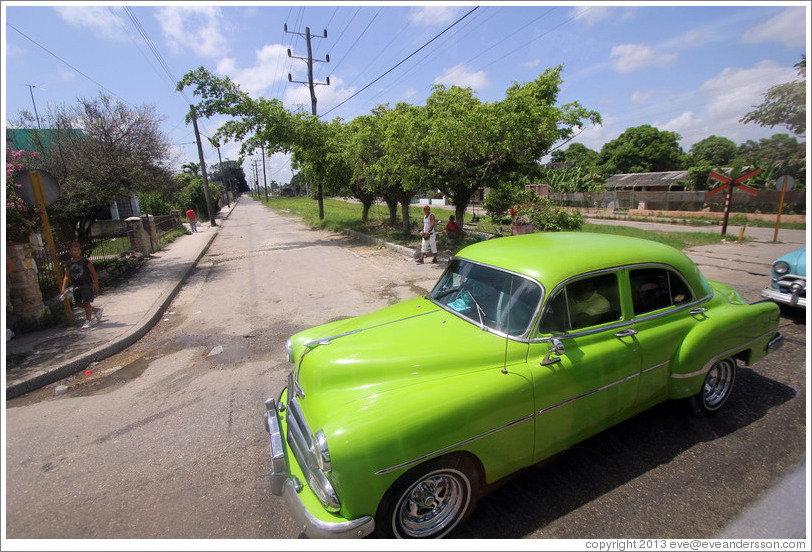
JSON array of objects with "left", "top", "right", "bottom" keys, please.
[
  {"left": 177, "top": 64, "right": 601, "bottom": 229},
  {"left": 10, "top": 93, "right": 174, "bottom": 243},
  {"left": 741, "top": 55, "right": 806, "bottom": 136}
]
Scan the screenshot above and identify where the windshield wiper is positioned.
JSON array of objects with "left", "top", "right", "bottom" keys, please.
[
  {"left": 431, "top": 286, "right": 460, "bottom": 300},
  {"left": 467, "top": 291, "right": 488, "bottom": 329}
]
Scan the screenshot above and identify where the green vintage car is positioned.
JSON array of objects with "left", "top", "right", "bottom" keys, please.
[{"left": 263, "top": 232, "right": 783, "bottom": 539}]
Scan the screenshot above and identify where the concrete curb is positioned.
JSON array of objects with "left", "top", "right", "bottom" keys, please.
[
  {"left": 5, "top": 210, "right": 228, "bottom": 400},
  {"left": 344, "top": 229, "right": 420, "bottom": 258}
]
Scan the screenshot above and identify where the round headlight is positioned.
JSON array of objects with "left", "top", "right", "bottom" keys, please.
[
  {"left": 315, "top": 430, "right": 332, "bottom": 472},
  {"left": 773, "top": 261, "right": 790, "bottom": 275},
  {"left": 285, "top": 338, "right": 294, "bottom": 363}
]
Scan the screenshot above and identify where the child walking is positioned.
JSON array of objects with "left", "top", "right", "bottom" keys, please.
[{"left": 61, "top": 241, "right": 103, "bottom": 329}]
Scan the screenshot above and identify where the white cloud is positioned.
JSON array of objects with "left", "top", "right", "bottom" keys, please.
[
  {"left": 409, "top": 6, "right": 463, "bottom": 26},
  {"left": 631, "top": 89, "right": 657, "bottom": 104},
  {"left": 58, "top": 69, "right": 76, "bottom": 82},
  {"left": 55, "top": 6, "right": 126, "bottom": 40},
  {"left": 217, "top": 44, "right": 288, "bottom": 97},
  {"left": 521, "top": 59, "right": 541, "bottom": 69},
  {"left": 434, "top": 63, "right": 490, "bottom": 91},
  {"left": 156, "top": 6, "right": 227, "bottom": 58},
  {"left": 569, "top": 6, "right": 636, "bottom": 26},
  {"left": 700, "top": 60, "right": 797, "bottom": 123},
  {"left": 741, "top": 7, "right": 806, "bottom": 48},
  {"left": 610, "top": 44, "right": 678, "bottom": 74},
  {"left": 282, "top": 74, "right": 356, "bottom": 115},
  {"left": 659, "top": 111, "right": 703, "bottom": 135}
]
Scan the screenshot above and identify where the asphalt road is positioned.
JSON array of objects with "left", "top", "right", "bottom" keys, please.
[{"left": 4, "top": 199, "right": 806, "bottom": 541}]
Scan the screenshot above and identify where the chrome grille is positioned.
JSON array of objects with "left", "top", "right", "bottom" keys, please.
[{"left": 284, "top": 371, "right": 340, "bottom": 511}]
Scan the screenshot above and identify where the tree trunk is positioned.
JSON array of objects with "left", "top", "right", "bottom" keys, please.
[
  {"left": 385, "top": 198, "right": 398, "bottom": 227},
  {"left": 400, "top": 201, "right": 411, "bottom": 234},
  {"left": 361, "top": 201, "right": 372, "bottom": 223}
]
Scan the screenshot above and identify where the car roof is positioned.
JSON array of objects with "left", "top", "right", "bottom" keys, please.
[{"left": 456, "top": 232, "right": 711, "bottom": 295}]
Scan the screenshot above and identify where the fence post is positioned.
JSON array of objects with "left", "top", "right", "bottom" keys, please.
[{"left": 127, "top": 216, "right": 153, "bottom": 255}]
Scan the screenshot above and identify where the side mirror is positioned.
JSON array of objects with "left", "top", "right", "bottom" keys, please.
[{"left": 541, "top": 338, "right": 565, "bottom": 366}]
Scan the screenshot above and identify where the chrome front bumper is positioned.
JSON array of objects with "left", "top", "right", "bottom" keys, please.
[
  {"left": 760, "top": 287, "right": 807, "bottom": 308},
  {"left": 263, "top": 397, "right": 375, "bottom": 539}
]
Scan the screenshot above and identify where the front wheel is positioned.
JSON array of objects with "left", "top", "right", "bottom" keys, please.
[
  {"left": 694, "top": 357, "right": 737, "bottom": 415},
  {"left": 376, "top": 455, "right": 479, "bottom": 538}
]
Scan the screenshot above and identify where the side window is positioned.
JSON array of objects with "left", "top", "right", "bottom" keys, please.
[
  {"left": 630, "top": 268, "right": 693, "bottom": 315},
  {"left": 539, "top": 273, "right": 622, "bottom": 333}
]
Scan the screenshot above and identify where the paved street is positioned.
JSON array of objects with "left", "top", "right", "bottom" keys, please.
[{"left": 4, "top": 197, "right": 806, "bottom": 541}]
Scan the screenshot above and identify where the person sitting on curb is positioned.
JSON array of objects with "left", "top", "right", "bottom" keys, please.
[
  {"left": 61, "top": 241, "right": 103, "bottom": 329},
  {"left": 444, "top": 215, "right": 463, "bottom": 246},
  {"left": 417, "top": 204, "right": 438, "bottom": 264}
]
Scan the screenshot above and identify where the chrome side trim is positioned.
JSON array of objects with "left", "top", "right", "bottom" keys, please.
[
  {"left": 376, "top": 357, "right": 672, "bottom": 476},
  {"left": 374, "top": 414, "right": 534, "bottom": 476},
  {"left": 642, "top": 360, "right": 669, "bottom": 375},
  {"left": 670, "top": 329, "right": 778, "bottom": 380},
  {"left": 537, "top": 370, "right": 642, "bottom": 415}
]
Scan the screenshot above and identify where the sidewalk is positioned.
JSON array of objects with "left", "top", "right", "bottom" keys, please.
[{"left": 5, "top": 202, "right": 235, "bottom": 400}]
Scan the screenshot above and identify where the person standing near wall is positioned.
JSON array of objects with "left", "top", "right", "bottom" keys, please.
[{"left": 418, "top": 205, "right": 438, "bottom": 264}]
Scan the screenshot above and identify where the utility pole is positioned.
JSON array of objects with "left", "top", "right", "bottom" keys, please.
[
  {"left": 210, "top": 137, "right": 230, "bottom": 207},
  {"left": 261, "top": 144, "right": 269, "bottom": 202},
  {"left": 189, "top": 105, "right": 217, "bottom": 226},
  {"left": 26, "top": 84, "right": 41, "bottom": 129},
  {"left": 285, "top": 23, "right": 330, "bottom": 219},
  {"left": 253, "top": 159, "right": 260, "bottom": 200}
]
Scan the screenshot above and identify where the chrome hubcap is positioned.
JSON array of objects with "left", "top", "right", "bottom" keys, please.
[
  {"left": 396, "top": 469, "right": 469, "bottom": 538},
  {"left": 703, "top": 358, "right": 734, "bottom": 409}
]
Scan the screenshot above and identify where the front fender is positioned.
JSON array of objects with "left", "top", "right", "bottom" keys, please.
[{"left": 324, "top": 364, "right": 535, "bottom": 521}]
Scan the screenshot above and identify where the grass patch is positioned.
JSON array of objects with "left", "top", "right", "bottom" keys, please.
[{"left": 260, "top": 196, "right": 748, "bottom": 252}]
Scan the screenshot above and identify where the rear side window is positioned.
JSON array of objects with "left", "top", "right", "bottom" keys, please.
[
  {"left": 539, "top": 272, "right": 622, "bottom": 334},
  {"left": 630, "top": 267, "right": 693, "bottom": 315}
]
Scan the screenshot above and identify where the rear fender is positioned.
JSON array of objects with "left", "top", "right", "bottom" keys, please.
[{"left": 669, "top": 299, "right": 780, "bottom": 400}]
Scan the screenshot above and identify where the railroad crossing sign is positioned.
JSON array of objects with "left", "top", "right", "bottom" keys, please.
[{"left": 707, "top": 168, "right": 761, "bottom": 235}]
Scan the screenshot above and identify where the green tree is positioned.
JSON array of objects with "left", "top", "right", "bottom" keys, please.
[
  {"left": 423, "top": 67, "right": 601, "bottom": 225},
  {"left": 740, "top": 55, "right": 806, "bottom": 136},
  {"left": 597, "top": 125, "right": 687, "bottom": 176},
  {"left": 209, "top": 159, "right": 248, "bottom": 194},
  {"left": 690, "top": 135, "right": 737, "bottom": 167},
  {"left": 13, "top": 93, "right": 174, "bottom": 244},
  {"left": 550, "top": 142, "right": 600, "bottom": 170}
]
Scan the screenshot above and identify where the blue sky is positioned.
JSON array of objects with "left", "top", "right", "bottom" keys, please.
[{"left": 3, "top": 2, "right": 809, "bottom": 186}]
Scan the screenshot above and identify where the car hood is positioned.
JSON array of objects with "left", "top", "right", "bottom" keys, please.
[{"left": 289, "top": 296, "right": 526, "bottom": 409}]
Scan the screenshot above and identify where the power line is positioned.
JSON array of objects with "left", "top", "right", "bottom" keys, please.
[
  {"left": 321, "top": 6, "right": 479, "bottom": 117},
  {"left": 7, "top": 22, "right": 128, "bottom": 105}
]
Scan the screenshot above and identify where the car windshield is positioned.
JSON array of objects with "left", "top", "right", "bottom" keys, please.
[{"left": 428, "top": 259, "right": 542, "bottom": 336}]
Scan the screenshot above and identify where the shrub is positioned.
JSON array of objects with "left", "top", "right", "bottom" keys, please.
[{"left": 513, "top": 190, "right": 583, "bottom": 232}]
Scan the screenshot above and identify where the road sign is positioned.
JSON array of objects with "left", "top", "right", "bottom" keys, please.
[
  {"left": 708, "top": 168, "right": 761, "bottom": 235},
  {"left": 775, "top": 175, "right": 795, "bottom": 192},
  {"left": 13, "top": 169, "right": 60, "bottom": 206}
]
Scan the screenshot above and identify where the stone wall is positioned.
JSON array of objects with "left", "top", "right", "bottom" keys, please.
[{"left": 6, "top": 242, "right": 46, "bottom": 324}]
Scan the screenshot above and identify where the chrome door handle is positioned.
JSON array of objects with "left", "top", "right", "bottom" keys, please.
[
  {"left": 615, "top": 328, "right": 638, "bottom": 338},
  {"left": 690, "top": 307, "right": 708, "bottom": 315}
]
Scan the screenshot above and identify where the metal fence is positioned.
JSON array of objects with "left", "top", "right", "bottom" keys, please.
[
  {"left": 151, "top": 214, "right": 183, "bottom": 240},
  {"left": 32, "top": 226, "right": 138, "bottom": 300}
]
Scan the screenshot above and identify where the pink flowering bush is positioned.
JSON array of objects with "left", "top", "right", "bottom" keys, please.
[{"left": 5, "top": 145, "right": 41, "bottom": 243}]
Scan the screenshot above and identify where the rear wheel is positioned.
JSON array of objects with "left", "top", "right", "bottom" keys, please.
[
  {"left": 694, "top": 357, "right": 737, "bottom": 415},
  {"left": 376, "top": 455, "right": 479, "bottom": 539}
]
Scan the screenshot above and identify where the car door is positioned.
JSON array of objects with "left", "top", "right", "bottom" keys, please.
[
  {"left": 526, "top": 270, "right": 640, "bottom": 464},
  {"left": 626, "top": 265, "right": 707, "bottom": 408}
]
